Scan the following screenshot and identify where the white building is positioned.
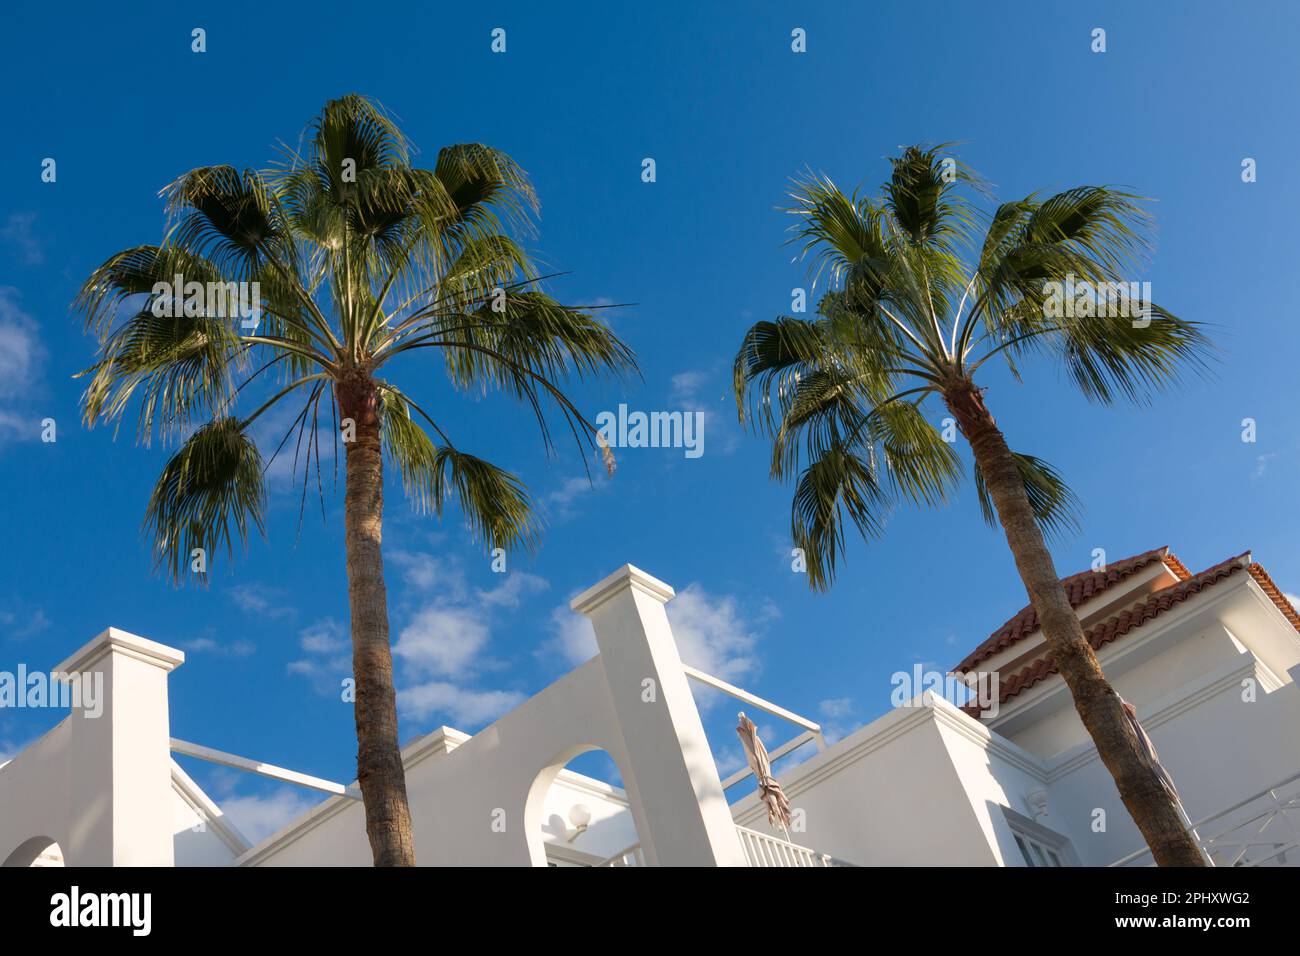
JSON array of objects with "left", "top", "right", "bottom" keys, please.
[{"left": 2, "top": 546, "right": 1298, "bottom": 867}]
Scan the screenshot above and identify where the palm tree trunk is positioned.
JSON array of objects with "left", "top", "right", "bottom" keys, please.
[
  {"left": 944, "top": 380, "right": 1205, "bottom": 867},
  {"left": 339, "top": 376, "right": 417, "bottom": 866}
]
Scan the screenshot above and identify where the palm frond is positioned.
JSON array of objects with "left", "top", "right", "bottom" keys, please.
[
  {"left": 78, "top": 306, "right": 241, "bottom": 443},
  {"left": 973, "top": 451, "right": 1081, "bottom": 539},
  {"left": 792, "top": 442, "right": 890, "bottom": 591},
  {"left": 143, "top": 418, "right": 266, "bottom": 583},
  {"left": 379, "top": 386, "right": 538, "bottom": 552}
]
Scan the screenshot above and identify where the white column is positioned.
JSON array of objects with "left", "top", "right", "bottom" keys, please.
[
  {"left": 572, "top": 565, "right": 748, "bottom": 866},
  {"left": 56, "top": 628, "right": 184, "bottom": 866}
]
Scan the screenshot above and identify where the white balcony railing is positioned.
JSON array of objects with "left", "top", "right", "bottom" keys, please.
[
  {"left": 595, "top": 827, "right": 836, "bottom": 867},
  {"left": 595, "top": 843, "right": 646, "bottom": 866},
  {"left": 1110, "top": 770, "right": 1300, "bottom": 867},
  {"left": 736, "top": 824, "right": 834, "bottom": 867}
]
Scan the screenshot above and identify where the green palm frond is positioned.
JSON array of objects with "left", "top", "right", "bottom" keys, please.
[
  {"left": 973, "top": 451, "right": 1081, "bottom": 539},
  {"left": 1054, "top": 304, "right": 1210, "bottom": 404},
  {"left": 161, "top": 166, "right": 286, "bottom": 275},
  {"left": 78, "top": 306, "right": 241, "bottom": 442},
  {"left": 792, "top": 442, "right": 890, "bottom": 591},
  {"left": 378, "top": 386, "right": 538, "bottom": 552},
  {"left": 143, "top": 418, "right": 267, "bottom": 583},
  {"left": 881, "top": 143, "right": 982, "bottom": 255},
  {"left": 79, "top": 95, "right": 635, "bottom": 587},
  {"left": 737, "top": 144, "right": 1210, "bottom": 592},
  {"left": 76, "top": 244, "right": 230, "bottom": 335},
  {"left": 433, "top": 290, "right": 635, "bottom": 387}
]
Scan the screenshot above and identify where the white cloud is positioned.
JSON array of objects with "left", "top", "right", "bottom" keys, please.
[
  {"left": 543, "top": 605, "right": 599, "bottom": 666},
  {"left": 0, "top": 213, "right": 43, "bottom": 265},
  {"left": 395, "top": 606, "right": 490, "bottom": 677},
  {"left": 216, "top": 787, "right": 319, "bottom": 845},
  {"left": 227, "top": 583, "right": 297, "bottom": 621},
  {"left": 543, "top": 474, "right": 608, "bottom": 521},
  {"left": 183, "top": 636, "right": 256, "bottom": 657},
  {"left": 389, "top": 551, "right": 468, "bottom": 601},
  {"left": 543, "top": 582, "right": 767, "bottom": 690},
  {"left": 331, "top": 551, "right": 550, "bottom": 731},
  {"left": 668, "top": 366, "right": 740, "bottom": 455},
  {"left": 667, "top": 584, "right": 762, "bottom": 683},
  {"left": 298, "top": 618, "right": 346, "bottom": 655},
  {"left": 1287, "top": 593, "right": 1300, "bottom": 613},
  {"left": 819, "top": 697, "right": 853, "bottom": 719},
  {"left": 0, "top": 289, "right": 46, "bottom": 445},
  {"left": 287, "top": 618, "right": 350, "bottom": 694},
  {"left": 0, "top": 607, "right": 51, "bottom": 640},
  {"left": 397, "top": 682, "right": 525, "bottom": 726},
  {"left": 816, "top": 697, "right": 858, "bottom": 745},
  {"left": 477, "top": 571, "right": 547, "bottom": 608}
]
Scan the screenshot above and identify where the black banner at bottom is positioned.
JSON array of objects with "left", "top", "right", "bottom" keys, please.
[{"left": 0, "top": 863, "right": 1279, "bottom": 940}]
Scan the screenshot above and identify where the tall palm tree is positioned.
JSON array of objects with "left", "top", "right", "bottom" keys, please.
[
  {"left": 75, "top": 96, "right": 635, "bottom": 866},
  {"left": 734, "top": 145, "right": 1210, "bottom": 866}
]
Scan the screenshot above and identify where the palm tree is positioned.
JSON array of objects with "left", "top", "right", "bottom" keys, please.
[
  {"left": 734, "top": 145, "right": 1210, "bottom": 866},
  {"left": 75, "top": 96, "right": 635, "bottom": 866}
]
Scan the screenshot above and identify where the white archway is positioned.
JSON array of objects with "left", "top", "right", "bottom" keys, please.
[
  {"left": 525, "top": 745, "right": 642, "bottom": 866},
  {"left": 3, "top": 835, "right": 65, "bottom": 867}
]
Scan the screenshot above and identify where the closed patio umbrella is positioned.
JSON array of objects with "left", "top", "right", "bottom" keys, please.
[
  {"left": 1119, "top": 697, "right": 1180, "bottom": 804},
  {"left": 1120, "top": 696, "right": 1212, "bottom": 864},
  {"left": 736, "top": 711, "right": 793, "bottom": 839}
]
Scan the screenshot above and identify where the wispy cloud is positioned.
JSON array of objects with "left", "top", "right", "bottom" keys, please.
[
  {"left": 227, "top": 583, "right": 297, "bottom": 621},
  {"left": 182, "top": 636, "right": 256, "bottom": 657},
  {"left": 287, "top": 618, "right": 350, "bottom": 695},
  {"left": 391, "top": 556, "right": 546, "bottom": 726},
  {"left": 669, "top": 366, "right": 740, "bottom": 456},
  {"left": 293, "top": 550, "right": 546, "bottom": 730},
  {"left": 544, "top": 473, "right": 608, "bottom": 521},
  {"left": 200, "top": 771, "right": 319, "bottom": 846},
  {"left": 0, "top": 289, "right": 46, "bottom": 446},
  {"left": 0, "top": 607, "right": 51, "bottom": 640},
  {"left": 0, "top": 213, "right": 43, "bottom": 265},
  {"left": 398, "top": 682, "right": 525, "bottom": 727},
  {"left": 817, "top": 697, "right": 859, "bottom": 744}
]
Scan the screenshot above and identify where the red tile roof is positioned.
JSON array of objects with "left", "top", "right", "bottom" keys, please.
[
  {"left": 960, "top": 551, "right": 1300, "bottom": 715},
  {"left": 954, "top": 546, "right": 1190, "bottom": 674}
]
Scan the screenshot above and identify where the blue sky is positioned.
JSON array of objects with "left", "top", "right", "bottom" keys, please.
[{"left": 2, "top": 0, "right": 1299, "bottom": 842}]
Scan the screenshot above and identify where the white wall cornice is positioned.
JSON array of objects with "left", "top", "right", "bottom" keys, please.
[
  {"left": 570, "top": 564, "right": 675, "bottom": 614},
  {"left": 55, "top": 627, "right": 185, "bottom": 675}
]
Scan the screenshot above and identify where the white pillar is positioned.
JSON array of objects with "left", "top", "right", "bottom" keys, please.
[
  {"left": 55, "top": 628, "right": 184, "bottom": 866},
  {"left": 572, "top": 565, "right": 747, "bottom": 866}
]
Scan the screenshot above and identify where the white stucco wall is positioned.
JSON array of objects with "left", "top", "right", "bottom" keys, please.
[{"left": 732, "top": 698, "right": 1012, "bottom": 866}]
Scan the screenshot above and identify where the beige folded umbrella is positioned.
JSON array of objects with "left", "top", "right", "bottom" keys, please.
[
  {"left": 1119, "top": 697, "right": 1180, "bottom": 804},
  {"left": 736, "top": 711, "right": 792, "bottom": 839},
  {"left": 1119, "top": 696, "right": 1212, "bottom": 863}
]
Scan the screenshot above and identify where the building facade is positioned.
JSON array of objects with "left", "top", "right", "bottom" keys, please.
[{"left": 2, "top": 548, "right": 1298, "bottom": 867}]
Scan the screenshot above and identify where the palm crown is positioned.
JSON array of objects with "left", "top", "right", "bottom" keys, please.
[
  {"left": 735, "top": 144, "right": 1209, "bottom": 589},
  {"left": 76, "top": 95, "right": 635, "bottom": 580}
]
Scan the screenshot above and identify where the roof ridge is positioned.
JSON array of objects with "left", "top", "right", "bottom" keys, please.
[
  {"left": 963, "top": 551, "right": 1290, "bottom": 713},
  {"left": 954, "top": 545, "right": 1181, "bottom": 673}
]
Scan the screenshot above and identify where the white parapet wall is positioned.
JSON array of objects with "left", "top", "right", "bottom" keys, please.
[
  {"left": 0, "top": 628, "right": 185, "bottom": 866},
  {"left": 237, "top": 564, "right": 749, "bottom": 867}
]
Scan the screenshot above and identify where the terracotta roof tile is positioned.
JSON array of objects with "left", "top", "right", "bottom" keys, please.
[
  {"left": 954, "top": 546, "right": 1187, "bottom": 674},
  {"left": 1247, "top": 564, "right": 1300, "bottom": 632},
  {"left": 960, "top": 551, "right": 1300, "bottom": 715}
]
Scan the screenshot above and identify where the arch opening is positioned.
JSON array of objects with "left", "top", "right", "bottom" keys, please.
[
  {"left": 525, "top": 745, "right": 642, "bottom": 867},
  {"left": 3, "top": 836, "right": 65, "bottom": 867}
]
